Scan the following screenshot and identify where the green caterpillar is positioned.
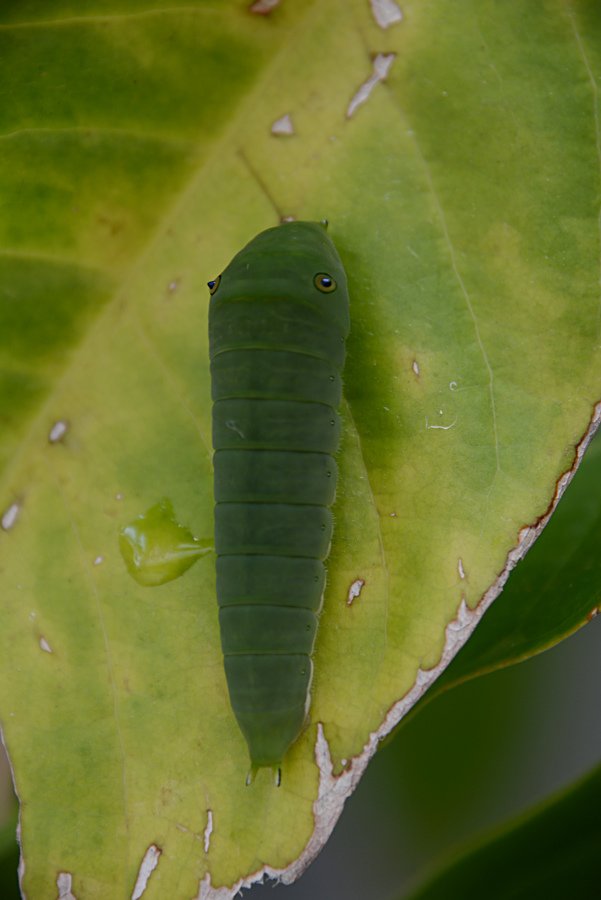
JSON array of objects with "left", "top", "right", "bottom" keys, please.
[{"left": 208, "top": 221, "right": 350, "bottom": 782}]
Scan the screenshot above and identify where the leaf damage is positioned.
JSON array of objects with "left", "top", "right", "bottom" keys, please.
[
  {"left": 131, "top": 844, "right": 162, "bottom": 900},
  {"left": 346, "top": 53, "right": 396, "bottom": 119},
  {"left": 369, "top": 0, "right": 403, "bottom": 30}
]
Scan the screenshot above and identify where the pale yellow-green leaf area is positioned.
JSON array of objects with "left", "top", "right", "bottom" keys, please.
[{"left": 1, "top": 0, "right": 600, "bottom": 896}]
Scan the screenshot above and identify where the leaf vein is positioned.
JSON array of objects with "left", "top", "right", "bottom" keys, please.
[
  {"left": 131, "top": 317, "right": 212, "bottom": 461},
  {"left": 0, "top": 124, "right": 197, "bottom": 148},
  {"left": 343, "top": 398, "right": 390, "bottom": 660},
  {"left": 0, "top": 6, "right": 220, "bottom": 30},
  {"left": 411, "top": 133, "right": 502, "bottom": 477}
]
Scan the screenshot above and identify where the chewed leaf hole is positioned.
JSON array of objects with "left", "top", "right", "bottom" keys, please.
[
  {"left": 1, "top": 502, "right": 20, "bottom": 532},
  {"left": 347, "top": 578, "right": 366, "bottom": 606}
]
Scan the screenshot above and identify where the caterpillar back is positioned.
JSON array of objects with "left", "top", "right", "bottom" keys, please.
[{"left": 208, "top": 221, "right": 350, "bottom": 778}]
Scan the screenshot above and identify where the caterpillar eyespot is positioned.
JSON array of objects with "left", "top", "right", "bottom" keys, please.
[
  {"left": 207, "top": 274, "right": 221, "bottom": 295},
  {"left": 314, "top": 272, "right": 337, "bottom": 293},
  {"left": 208, "top": 220, "right": 350, "bottom": 779}
]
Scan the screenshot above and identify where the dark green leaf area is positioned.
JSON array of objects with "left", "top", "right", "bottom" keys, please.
[
  {"left": 433, "top": 429, "right": 601, "bottom": 693},
  {"left": 0, "top": 132, "right": 198, "bottom": 269},
  {"left": 405, "top": 763, "right": 601, "bottom": 900},
  {"left": 0, "top": 8, "right": 269, "bottom": 140},
  {"left": 0, "top": 258, "right": 113, "bottom": 479},
  {"left": 0, "top": 258, "right": 112, "bottom": 364},
  {"left": 0, "top": 369, "right": 46, "bottom": 475}
]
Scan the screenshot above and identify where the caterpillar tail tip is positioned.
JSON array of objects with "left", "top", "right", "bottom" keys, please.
[{"left": 245, "top": 765, "right": 282, "bottom": 787}]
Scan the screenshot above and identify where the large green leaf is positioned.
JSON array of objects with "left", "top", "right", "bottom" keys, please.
[{"left": 1, "top": 1, "right": 600, "bottom": 896}]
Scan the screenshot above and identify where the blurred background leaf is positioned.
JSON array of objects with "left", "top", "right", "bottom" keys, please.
[
  {"left": 404, "top": 760, "right": 601, "bottom": 900},
  {"left": 0, "top": 782, "right": 19, "bottom": 900}
]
